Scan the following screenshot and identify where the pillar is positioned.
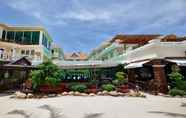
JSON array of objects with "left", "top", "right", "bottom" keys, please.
[
  {"left": 153, "top": 65, "right": 168, "bottom": 93},
  {"left": 127, "top": 69, "right": 136, "bottom": 82}
]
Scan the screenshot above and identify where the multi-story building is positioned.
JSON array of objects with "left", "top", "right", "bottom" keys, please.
[
  {"left": 0, "top": 24, "right": 53, "bottom": 65},
  {"left": 51, "top": 43, "right": 64, "bottom": 60},
  {"left": 88, "top": 34, "right": 177, "bottom": 61}
]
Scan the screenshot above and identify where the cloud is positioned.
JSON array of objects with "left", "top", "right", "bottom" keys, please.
[
  {"left": 57, "top": 10, "right": 111, "bottom": 22},
  {"left": 5, "top": 0, "right": 66, "bottom": 26},
  {"left": 1, "top": 0, "right": 186, "bottom": 52}
]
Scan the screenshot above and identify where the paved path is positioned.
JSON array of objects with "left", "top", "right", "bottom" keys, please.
[{"left": 0, "top": 94, "right": 186, "bottom": 118}]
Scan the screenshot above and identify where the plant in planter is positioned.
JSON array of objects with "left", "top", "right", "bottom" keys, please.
[
  {"left": 88, "top": 79, "right": 98, "bottom": 93},
  {"left": 31, "top": 61, "right": 64, "bottom": 93},
  {"left": 102, "top": 84, "right": 115, "bottom": 92},
  {"left": 113, "top": 71, "right": 129, "bottom": 93},
  {"left": 168, "top": 65, "right": 186, "bottom": 96},
  {"left": 70, "top": 84, "right": 87, "bottom": 93},
  {"left": 169, "top": 88, "right": 186, "bottom": 97}
]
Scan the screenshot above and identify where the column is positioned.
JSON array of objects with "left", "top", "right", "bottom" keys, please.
[{"left": 152, "top": 65, "right": 168, "bottom": 94}]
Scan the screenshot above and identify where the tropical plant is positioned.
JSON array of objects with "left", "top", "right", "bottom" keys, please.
[
  {"left": 175, "top": 80, "right": 186, "bottom": 91},
  {"left": 168, "top": 65, "right": 184, "bottom": 89},
  {"left": 31, "top": 61, "right": 64, "bottom": 90},
  {"left": 113, "top": 71, "right": 127, "bottom": 86},
  {"left": 102, "top": 84, "right": 115, "bottom": 92},
  {"left": 89, "top": 79, "right": 98, "bottom": 85},
  {"left": 70, "top": 84, "right": 87, "bottom": 93},
  {"left": 169, "top": 88, "right": 186, "bottom": 96}
]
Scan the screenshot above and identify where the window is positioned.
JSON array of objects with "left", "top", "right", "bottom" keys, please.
[
  {"left": 15, "top": 31, "right": 23, "bottom": 44},
  {"left": 23, "top": 32, "right": 31, "bottom": 44},
  {"left": 2, "top": 30, "right": 6, "bottom": 41},
  {"left": 42, "top": 33, "right": 51, "bottom": 50},
  {"left": 32, "top": 31, "right": 40, "bottom": 44},
  {"left": 21, "top": 50, "right": 25, "bottom": 55},
  {"left": 52, "top": 49, "right": 54, "bottom": 54},
  {"left": 42, "top": 34, "right": 47, "bottom": 48},
  {"left": 31, "top": 50, "right": 35, "bottom": 55},
  {"left": 7, "top": 31, "right": 15, "bottom": 42},
  {"left": 0, "top": 49, "right": 4, "bottom": 59},
  {"left": 26, "top": 50, "right": 29, "bottom": 55}
]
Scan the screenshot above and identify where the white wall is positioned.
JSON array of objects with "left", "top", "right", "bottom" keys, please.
[
  {"left": 0, "top": 26, "right": 3, "bottom": 39},
  {"left": 125, "top": 41, "right": 186, "bottom": 62}
]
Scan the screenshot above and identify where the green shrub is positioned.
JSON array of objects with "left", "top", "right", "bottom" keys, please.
[
  {"left": 169, "top": 88, "right": 186, "bottom": 96},
  {"left": 169, "top": 72, "right": 184, "bottom": 81},
  {"left": 31, "top": 61, "right": 64, "bottom": 90},
  {"left": 102, "top": 84, "right": 115, "bottom": 92},
  {"left": 112, "top": 79, "right": 120, "bottom": 86},
  {"left": 175, "top": 80, "right": 186, "bottom": 91},
  {"left": 114, "top": 71, "right": 128, "bottom": 86},
  {"left": 70, "top": 84, "right": 87, "bottom": 93},
  {"left": 90, "top": 79, "right": 98, "bottom": 85}
]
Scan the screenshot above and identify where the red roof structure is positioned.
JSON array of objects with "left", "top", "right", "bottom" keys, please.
[{"left": 112, "top": 34, "right": 177, "bottom": 44}]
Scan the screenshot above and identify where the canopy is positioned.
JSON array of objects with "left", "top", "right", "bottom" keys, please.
[
  {"left": 53, "top": 60, "right": 119, "bottom": 69},
  {"left": 124, "top": 60, "right": 149, "bottom": 69},
  {"left": 166, "top": 59, "right": 186, "bottom": 66}
]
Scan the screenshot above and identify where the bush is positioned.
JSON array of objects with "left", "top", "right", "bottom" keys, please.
[
  {"left": 169, "top": 88, "right": 186, "bottom": 96},
  {"left": 175, "top": 80, "right": 186, "bottom": 91},
  {"left": 70, "top": 84, "right": 87, "bottom": 93},
  {"left": 114, "top": 71, "right": 128, "bottom": 86},
  {"left": 102, "top": 84, "right": 115, "bottom": 92},
  {"left": 31, "top": 61, "right": 64, "bottom": 90}
]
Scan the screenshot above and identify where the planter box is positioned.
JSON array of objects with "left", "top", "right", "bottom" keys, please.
[
  {"left": 88, "top": 88, "right": 97, "bottom": 93},
  {"left": 118, "top": 85, "right": 129, "bottom": 93},
  {"left": 39, "top": 83, "right": 67, "bottom": 94},
  {"left": 88, "top": 85, "right": 97, "bottom": 93}
]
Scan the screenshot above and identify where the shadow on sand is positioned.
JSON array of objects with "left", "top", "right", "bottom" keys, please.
[
  {"left": 148, "top": 111, "right": 186, "bottom": 118},
  {"left": 7, "top": 104, "right": 104, "bottom": 118},
  {"left": 39, "top": 105, "right": 65, "bottom": 118},
  {"left": 181, "top": 103, "right": 186, "bottom": 107},
  {"left": 84, "top": 113, "right": 104, "bottom": 118},
  {"left": 7, "top": 109, "right": 30, "bottom": 118}
]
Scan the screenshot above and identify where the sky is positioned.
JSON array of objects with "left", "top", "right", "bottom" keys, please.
[{"left": 0, "top": 0, "right": 186, "bottom": 53}]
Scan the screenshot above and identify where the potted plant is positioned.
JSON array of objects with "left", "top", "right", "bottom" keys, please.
[
  {"left": 113, "top": 71, "right": 129, "bottom": 93},
  {"left": 102, "top": 84, "right": 116, "bottom": 92},
  {"left": 88, "top": 79, "right": 98, "bottom": 93},
  {"left": 70, "top": 83, "right": 87, "bottom": 93},
  {"left": 31, "top": 61, "right": 64, "bottom": 93}
]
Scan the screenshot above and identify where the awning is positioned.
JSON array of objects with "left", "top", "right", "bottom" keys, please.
[
  {"left": 124, "top": 60, "right": 149, "bottom": 69},
  {"left": 166, "top": 59, "right": 186, "bottom": 66},
  {"left": 53, "top": 60, "right": 119, "bottom": 69}
]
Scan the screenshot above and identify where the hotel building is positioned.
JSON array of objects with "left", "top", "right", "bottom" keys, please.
[{"left": 0, "top": 24, "right": 53, "bottom": 65}]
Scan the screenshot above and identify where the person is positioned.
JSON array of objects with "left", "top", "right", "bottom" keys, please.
[
  {"left": 22, "top": 79, "right": 32, "bottom": 95},
  {"left": 135, "top": 84, "right": 140, "bottom": 93}
]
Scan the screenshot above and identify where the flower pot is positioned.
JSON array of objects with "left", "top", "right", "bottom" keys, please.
[
  {"left": 118, "top": 84, "right": 129, "bottom": 93},
  {"left": 39, "top": 84, "right": 63, "bottom": 94}
]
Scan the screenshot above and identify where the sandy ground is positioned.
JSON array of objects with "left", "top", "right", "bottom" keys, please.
[{"left": 0, "top": 94, "right": 186, "bottom": 118}]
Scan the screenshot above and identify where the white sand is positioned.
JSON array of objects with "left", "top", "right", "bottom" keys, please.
[{"left": 0, "top": 94, "right": 186, "bottom": 118}]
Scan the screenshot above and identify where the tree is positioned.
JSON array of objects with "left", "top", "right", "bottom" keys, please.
[
  {"left": 31, "top": 61, "right": 64, "bottom": 90},
  {"left": 168, "top": 65, "right": 184, "bottom": 89}
]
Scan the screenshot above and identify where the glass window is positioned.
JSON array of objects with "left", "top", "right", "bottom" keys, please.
[
  {"left": 26, "top": 50, "right": 29, "bottom": 55},
  {"left": 42, "top": 34, "right": 48, "bottom": 48},
  {"left": 2, "top": 30, "right": 6, "bottom": 41},
  {"left": 21, "top": 50, "right": 25, "bottom": 55},
  {"left": 23, "top": 31, "right": 31, "bottom": 45},
  {"left": 32, "top": 31, "right": 40, "bottom": 44},
  {"left": 52, "top": 49, "right": 54, "bottom": 54},
  {"left": 7, "top": 31, "right": 15, "bottom": 42},
  {"left": 31, "top": 50, "right": 35, "bottom": 55},
  {"left": 15, "top": 31, "right": 23, "bottom": 44}
]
